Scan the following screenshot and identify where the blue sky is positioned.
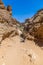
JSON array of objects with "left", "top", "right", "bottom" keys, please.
[{"left": 2, "top": 0, "right": 43, "bottom": 22}]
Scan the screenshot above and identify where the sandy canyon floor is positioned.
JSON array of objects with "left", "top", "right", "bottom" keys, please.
[{"left": 0, "top": 36, "right": 43, "bottom": 65}]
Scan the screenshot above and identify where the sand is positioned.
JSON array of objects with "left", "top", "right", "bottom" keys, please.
[{"left": 0, "top": 36, "right": 43, "bottom": 65}]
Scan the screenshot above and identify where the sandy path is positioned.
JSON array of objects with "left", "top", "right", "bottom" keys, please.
[{"left": 0, "top": 36, "right": 43, "bottom": 65}]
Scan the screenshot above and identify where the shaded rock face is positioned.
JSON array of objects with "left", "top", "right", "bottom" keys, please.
[
  {"left": 7, "top": 5, "right": 12, "bottom": 11},
  {"left": 34, "top": 25, "right": 43, "bottom": 39},
  {"left": 23, "top": 9, "right": 43, "bottom": 42}
]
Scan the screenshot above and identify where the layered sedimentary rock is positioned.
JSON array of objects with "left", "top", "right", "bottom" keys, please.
[
  {"left": 23, "top": 9, "right": 43, "bottom": 42},
  {"left": 0, "top": 0, "right": 21, "bottom": 43}
]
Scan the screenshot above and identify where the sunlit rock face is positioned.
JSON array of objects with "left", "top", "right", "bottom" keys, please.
[
  {"left": 0, "top": 0, "right": 21, "bottom": 44},
  {"left": 0, "top": 0, "right": 5, "bottom": 9}
]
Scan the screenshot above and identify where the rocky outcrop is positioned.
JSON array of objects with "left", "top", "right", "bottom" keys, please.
[
  {"left": 0, "top": 0, "right": 21, "bottom": 43},
  {"left": 7, "top": 5, "right": 12, "bottom": 15},
  {"left": 0, "top": 0, "right": 5, "bottom": 9},
  {"left": 23, "top": 9, "right": 43, "bottom": 40}
]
